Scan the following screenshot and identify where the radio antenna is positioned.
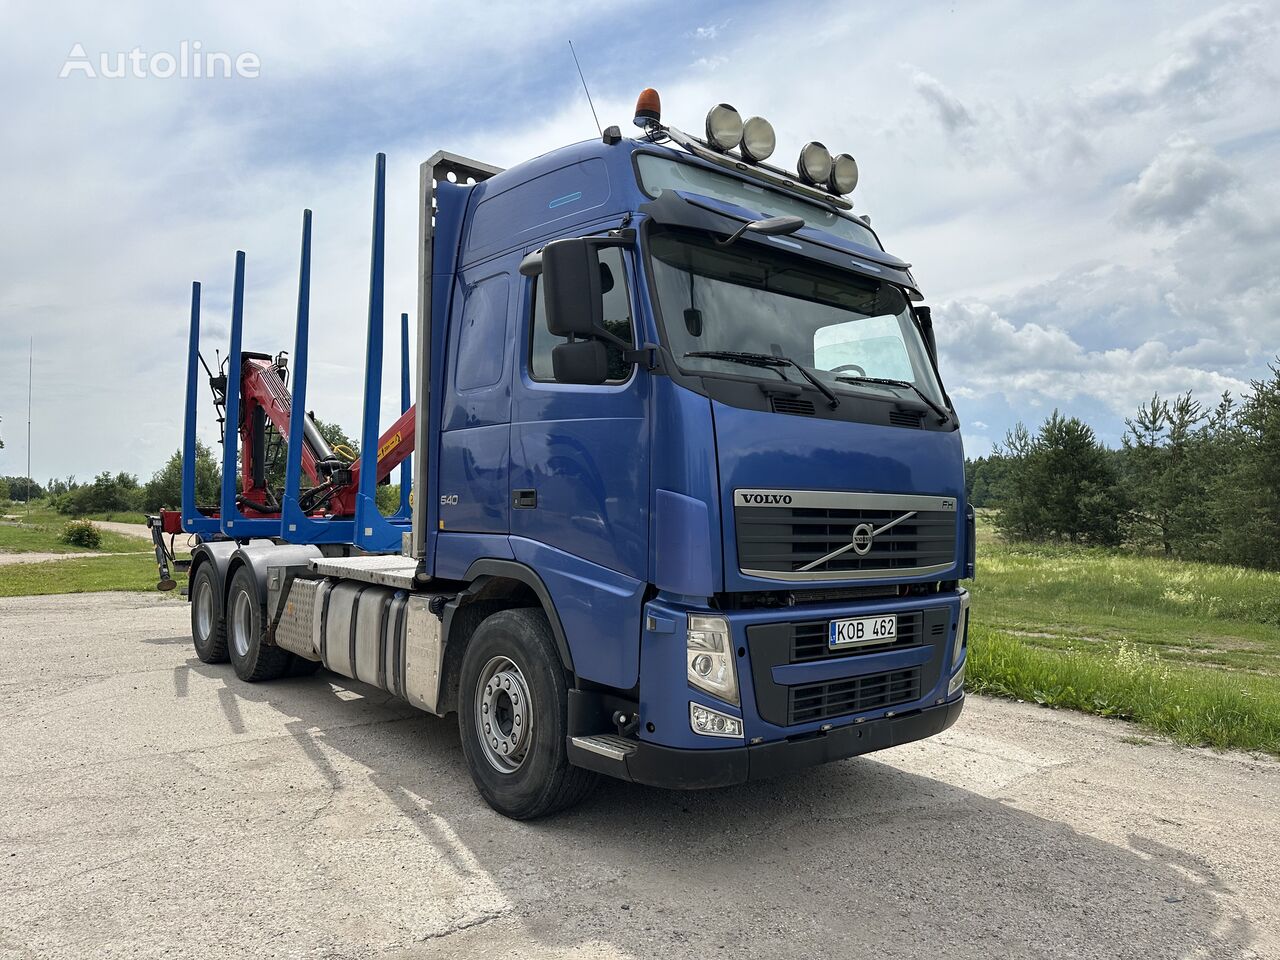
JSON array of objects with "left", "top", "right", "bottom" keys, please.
[{"left": 568, "top": 40, "right": 602, "bottom": 136}]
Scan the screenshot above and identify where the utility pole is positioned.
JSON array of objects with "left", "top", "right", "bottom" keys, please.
[{"left": 26, "top": 337, "right": 32, "bottom": 519}]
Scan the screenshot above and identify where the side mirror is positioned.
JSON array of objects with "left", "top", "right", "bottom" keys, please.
[
  {"left": 914, "top": 305, "right": 938, "bottom": 364},
  {"left": 542, "top": 237, "right": 603, "bottom": 338},
  {"left": 551, "top": 339, "right": 608, "bottom": 385}
]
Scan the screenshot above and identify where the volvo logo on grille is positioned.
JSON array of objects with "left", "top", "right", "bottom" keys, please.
[
  {"left": 737, "top": 492, "right": 793, "bottom": 505},
  {"left": 796, "top": 510, "right": 918, "bottom": 572}
]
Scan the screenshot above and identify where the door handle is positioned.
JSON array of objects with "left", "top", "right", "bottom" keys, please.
[{"left": 513, "top": 489, "right": 538, "bottom": 509}]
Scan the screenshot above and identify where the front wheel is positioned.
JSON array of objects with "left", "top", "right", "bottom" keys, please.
[{"left": 458, "top": 609, "right": 597, "bottom": 819}]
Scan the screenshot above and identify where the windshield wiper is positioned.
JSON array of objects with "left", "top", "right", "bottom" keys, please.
[
  {"left": 685, "top": 351, "right": 840, "bottom": 409},
  {"left": 834, "top": 375, "right": 952, "bottom": 424}
]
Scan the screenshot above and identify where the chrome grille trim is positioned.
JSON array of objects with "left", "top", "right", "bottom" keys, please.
[{"left": 734, "top": 489, "right": 958, "bottom": 582}]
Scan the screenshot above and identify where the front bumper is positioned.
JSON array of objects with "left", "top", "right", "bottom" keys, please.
[{"left": 570, "top": 695, "right": 964, "bottom": 789}]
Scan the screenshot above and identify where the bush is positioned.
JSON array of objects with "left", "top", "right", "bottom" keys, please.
[
  {"left": 55, "top": 472, "right": 143, "bottom": 516},
  {"left": 59, "top": 519, "right": 102, "bottom": 549}
]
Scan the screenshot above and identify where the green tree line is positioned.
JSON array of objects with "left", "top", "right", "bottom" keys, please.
[
  {"left": 967, "top": 361, "right": 1280, "bottom": 569},
  {"left": 2, "top": 418, "right": 404, "bottom": 517}
]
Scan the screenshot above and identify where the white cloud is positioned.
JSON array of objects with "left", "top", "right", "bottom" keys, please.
[
  {"left": 936, "top": 301, "right": 1249, "bottom": 418},
  {"left": 1083, "top": 3, "right": 1276, "bottom": 115},
  {"left": 911, "top": 71, "right": 974, "bottom": 135},
  {"left": 1120, "top": 135, "right": 1237, "bottom": 227}
]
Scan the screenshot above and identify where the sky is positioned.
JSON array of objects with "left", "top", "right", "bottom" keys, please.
[{"left": 0, "top": 0, "right": 1277, "bottom": 482}]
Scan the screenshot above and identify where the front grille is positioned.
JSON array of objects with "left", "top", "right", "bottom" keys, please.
[
  {"left": 790, "top": 611, "right": 923, "bottom": 662},
  {"left": 789, "top": 668, "right": 921, "bottom": 724},
  {"left": 735, "top": 492, "right": 957, "bottom": 580},
  {"left": 746, "top": 606, "right": 951, "bottom": 726}
]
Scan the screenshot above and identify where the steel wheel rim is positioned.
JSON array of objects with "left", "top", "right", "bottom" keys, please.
[
  {"left": 230, "top": 588, "right": 253, "bottom": 658},
  {"left": 194, "top": 578, "right": 214, "bottom": 641},
  {"left": 474, "top": 655, "right": 534, "bottom": 774}
]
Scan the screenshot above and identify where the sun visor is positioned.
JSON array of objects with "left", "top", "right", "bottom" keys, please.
[{"left": 639, "top": 189, "right": 922, "bottom": 300}]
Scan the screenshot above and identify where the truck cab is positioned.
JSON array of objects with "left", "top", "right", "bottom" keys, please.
[{"left": 168, "top": 91, "right": 972, "bottom": 819}]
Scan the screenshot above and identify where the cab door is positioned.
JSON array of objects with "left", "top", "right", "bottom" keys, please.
[
  {"left": 509, "top": 242, "right": 650, "bottom": 581},
  {"left": 437, "top": 262, "right": 515, "bottom": 536}
]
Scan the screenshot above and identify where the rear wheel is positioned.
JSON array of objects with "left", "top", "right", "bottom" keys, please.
[
  {"left": 226, "top": 566, "right": 291, "bottom": 682},
  {"left": 458, "top": 608, "right": 597, "bottom": 819},
  {"left": 190, "top": 564, "right": 228, "bottom": 663}
]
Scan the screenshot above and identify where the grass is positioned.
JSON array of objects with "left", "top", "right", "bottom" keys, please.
[
  {"left": 0, "top": 553, "right": 164, "bottom": 597},
  {"left": 0, "top": 518, "right": 148, "bottom": 555},
  {"left": 968, "top": 512, "right": 1280, "bottom": 755},
  {"left": 1, "top": 502, "right": 147, "bottom": 526},
  {"left": 0, "top": 509, "right": 164, "bottom": 598}
]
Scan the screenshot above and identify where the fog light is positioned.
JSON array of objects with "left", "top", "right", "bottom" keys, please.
[
  {"left": 690, "top": 701, "right": 744, "bottom": 739},
  {"left": 948, "top": 663, "right": 965, "bottom": 696}
]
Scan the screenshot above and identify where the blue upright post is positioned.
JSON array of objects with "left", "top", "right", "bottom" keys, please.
[
  {"left": 355, "top": 153, "right": 389, "bottom": 549},
  {"left": 397, "top": 311, "right": 412, "bottom": 519},
  {"left": 181, "top": 282, "right": 218, "bottom": 536},
  {"left": 279, "top": 211, "right": 355, "bottom": 545},
  {"left": 281, "top": 210, "right": 312, "bottom": 538},
  {"left": 218, "top": 251, "right": 280, "bottom": 538},
  {"left": 220, "top": 252, "right": 246, "bottom": 537}
]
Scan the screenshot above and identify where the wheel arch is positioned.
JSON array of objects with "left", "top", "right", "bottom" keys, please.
[
  {"left": 458, "top": 560, "right": 575, "bottom": 673},
  {"left": 436, "top": 560, "right": 576, "bottom": 716},
  {"left": 188, "top": 540, "right": 239, "bottom": 610},
  {"left": 224, "top": 541, "right": 323, "bottom": 610}
]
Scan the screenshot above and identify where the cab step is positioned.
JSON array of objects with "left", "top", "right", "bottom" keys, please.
[{"left": 570, "top": 734, "right": 638, "bottom": 761}]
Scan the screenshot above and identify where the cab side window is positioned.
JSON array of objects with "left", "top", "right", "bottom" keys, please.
[{"left": 529, "top": 247, "right": 635, "bottom": 382}]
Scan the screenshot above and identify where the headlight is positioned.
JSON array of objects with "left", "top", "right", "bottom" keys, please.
[
  {"left": 948, "top": 663, "right": 965, "bottom": 696},
  {"left": 953, "top": 596, "right": 970, "bottom": 668},
  {"left": 690, "top": 701, "right": 744, "bottom": 739},
  {"left": 687, "top": 614, "right": 739, "bottom": 705}
]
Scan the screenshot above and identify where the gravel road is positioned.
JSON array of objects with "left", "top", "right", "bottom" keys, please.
[{"left": 1, "top": 592, "right": 1275, "bottom": 960}]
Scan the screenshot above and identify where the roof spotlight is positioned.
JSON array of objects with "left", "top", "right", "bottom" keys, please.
[
  {"left": 705, "top": 103, "right": 744, "bottom": 151},
  {"left": 797, "top": 141, "right": 833, "bottom": 186},
  {"left": 739, "top": 116, "right": 776, "bottom": 163},
  {"left": 828, "top": 153, "right": 859, "bottom": 194}
]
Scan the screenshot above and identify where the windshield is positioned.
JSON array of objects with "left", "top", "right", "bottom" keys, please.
[
  {"left": 647, "top": 230, "right": 946, "bottom": 406},
  {"left": 636, "top": 154, "right": 882, "bottom": 251}
]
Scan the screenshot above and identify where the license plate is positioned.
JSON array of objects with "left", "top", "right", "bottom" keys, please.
[{"left": 829, "top": 614, "right": 897, "bottom": 649}]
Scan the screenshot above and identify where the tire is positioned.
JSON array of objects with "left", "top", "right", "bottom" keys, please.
[
  {"left": 190, "top": 563, "right": 228, "bottom": 663},
  {"left": 225, "top": 566, "right": 291, "bottom": 682},
  {"left": 458, "top": 608, "right": 597, "bottom": 819}
]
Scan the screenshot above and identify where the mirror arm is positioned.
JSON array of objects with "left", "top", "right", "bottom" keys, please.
[
  {"left": 716, "top": 223, "right": 752, "bottom": 247},
  {"left": 586, "top": 326, "right": 632, "bottom": 350},
  {"left": 624, "top": 342, "right": 663, "bottom": 372},
  {"left": 519, "top": 230, "right": 635, "bottom": 279}
]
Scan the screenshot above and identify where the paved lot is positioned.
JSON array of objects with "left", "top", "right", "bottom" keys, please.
[{"left": 1, "top": 592, "right": 1276, "bottom": 960}]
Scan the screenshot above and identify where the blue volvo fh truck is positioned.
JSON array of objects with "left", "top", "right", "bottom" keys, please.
[{"left": 162, "top": 90, "right": 974, "bottom": 818}]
